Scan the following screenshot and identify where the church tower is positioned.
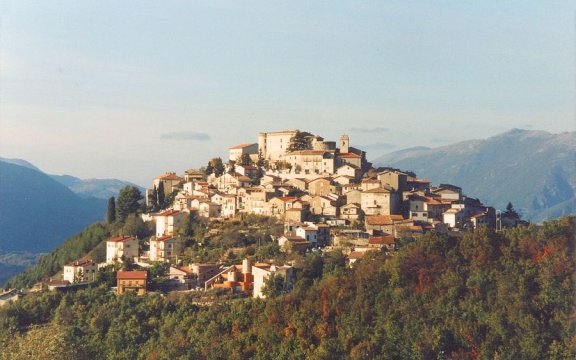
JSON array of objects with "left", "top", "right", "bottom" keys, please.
[{"left": 340, "top": 134, "right": 349, "bottom": 153}]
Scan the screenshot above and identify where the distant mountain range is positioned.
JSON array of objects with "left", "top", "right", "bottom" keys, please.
[
  {"left": 0, "top": 157, "right": 144, "bottom": 200},
  {"left": 372, "top": 129, "right": 576, "bottom": 222},
  {"left": 0, "top": 158, "right": 144, "bottom": 253}
]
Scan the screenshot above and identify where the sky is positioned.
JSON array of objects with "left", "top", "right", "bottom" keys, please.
[{"left": 0, "top": 1, "right": 574, "bottom": 186}]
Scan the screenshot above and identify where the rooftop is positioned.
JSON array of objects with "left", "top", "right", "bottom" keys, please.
[
  {"left": 117, "top": 271, "right": 148, "bottom": 280},
  {"left": 108, "top": 235, "right": 136, "bottom": 243}
]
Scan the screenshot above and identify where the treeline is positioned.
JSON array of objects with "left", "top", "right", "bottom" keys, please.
[{"left": 1, "top": 217, "right": 574, "bottom": 359}]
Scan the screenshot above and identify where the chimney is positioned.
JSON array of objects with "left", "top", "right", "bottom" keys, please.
[{"left": 242, "top": 258, "right": 252, "bottom": 274}]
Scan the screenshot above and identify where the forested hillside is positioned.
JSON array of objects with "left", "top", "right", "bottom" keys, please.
[{"left": 1, "top": 217, "right": 574, "bottom": 360}]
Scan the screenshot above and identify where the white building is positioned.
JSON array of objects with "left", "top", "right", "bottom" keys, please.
[
  {"left": 63, "top": 259, "right": 98, "bottom": 283},
  {"left": 106, "top": 235, "right": 139, "bottom": 263},
  {"left": 149, "top": 235, "right": 183, "bottom": 262},
  {"left": 155, "top": 209, "right": 184, "bottom": 237},
  {"left": 228, "top": 143, "right": 258, "bottom": 162},
  {"left": 252, "top": 262, "right": 294, "bottom": 298}
]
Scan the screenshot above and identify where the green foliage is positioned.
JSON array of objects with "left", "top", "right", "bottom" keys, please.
[
  {"left": 106, "top": 196, "right": 116, "bottom": 224},
  {"left": 262, "top": 273, "right": 285, "bottom": 298},
  {"left": 148, "top": 185, "right": 158, "bottom": 212},
  {"left": 1, "top": 217, "right": 574, "bottom": 359},
  {"left": 210, "top": 157, "right": 225, "bottom": 177},
  {"left": 119, "top": 215, "right": 153, "bottom": 240},
  {"left": 238, "top": 153, "right": 253, "bottom": 166},
  {"left": 5, "top": 223, "right": 111, "bottom": 288},
  {"left": 286, "top": 130, "right": 310, "bottom": 152},
  {"left": 116, "top": 186, "right": 143, "bottom": 222},
  {"left": 504, "top": 201, "right": 521, "bottom": 219},
  {"left": 157, "top": 182, "right": 165, "bottom": 209},
  {"left": 205, "top": 160, "right": 214, "bottom": 176}
]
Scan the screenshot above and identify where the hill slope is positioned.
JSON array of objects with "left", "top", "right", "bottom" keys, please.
[
  {"left": 0, "top": 161, "right": 107, "bottom": 252},
  {"left": 373, "top": 129, "right": 576, "bottom": 222}
]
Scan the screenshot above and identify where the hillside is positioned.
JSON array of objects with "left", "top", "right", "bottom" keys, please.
[
  {"left": 373, "top": 129, "right": 576, "bottom": 222},
  {"left": 0, "top": 161, "right": 107, "bottom": 253},
  {"left": 0, "top": 217, "right": 573, "bottom": 359}
]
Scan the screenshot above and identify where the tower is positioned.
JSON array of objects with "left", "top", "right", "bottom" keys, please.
[{"left": 340, "top": 134, "right": 349, "bottom": 153}]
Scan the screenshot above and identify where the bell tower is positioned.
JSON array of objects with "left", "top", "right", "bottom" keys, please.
[{"left": 340, "top": 134, "right": 349, "bottom": 153}]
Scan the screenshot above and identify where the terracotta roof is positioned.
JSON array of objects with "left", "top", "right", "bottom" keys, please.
[
  {"left": 274, "top": 196, "right": 299, "bottom": 203},
  {"left": 154, "top": 235, "right": 175, "bottom": 242},
  {"left": 365, "top": 214, "right": 405, "bottom": 226},
  {"left": 66, "top": 258, "right": 95, "bottom": 267},
  {"left": 471, "top": 213, "right": 487, "bottom": 218},
  {"left": 363, "top": 186, "right": 393, "bottom": 193},
  {"left": 229, "top": 143, "right": 257, "bottom": 149},
  {"left": 157, "top": 172, "right": 182, "bottom": 181},
  {"left": 444, "top": 208, "right": 462, "bottom": 214},
  {"left": 156, "top": 209, "right": 182, "bottom": 217},
  {"left": 172, "top": 266, "right": 194, "bottom": 274},
  {"left": 338, "top": 152, "right": 361, "bottom": 158},
  {"left": 108, "top": 235, "right": 136, "bottom": 243},
  {"left": 408, "top": 178, "right": 431, "bottom": 184},
  {"left": 117, "top": 271, "right": 148, "bottom": 280},
  {"left": 369, "top": 236, "right": 395, "bottom": 245}
]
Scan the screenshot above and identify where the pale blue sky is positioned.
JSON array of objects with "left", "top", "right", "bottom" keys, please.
[{"left": 0, "top": 1, "right": 574, "bottom": 186}]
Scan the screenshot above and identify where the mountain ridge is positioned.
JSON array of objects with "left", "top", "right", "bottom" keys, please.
[{"left": 372, "top": 129, "right": 576, "bottom": 222}]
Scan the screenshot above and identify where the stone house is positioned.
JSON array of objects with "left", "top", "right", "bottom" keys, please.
[
  {"left": 117, "top": 271, "right": 148, "bottom": 295},
  {"left": 360, "top": 186, "right": 400, "bottom": 216}
]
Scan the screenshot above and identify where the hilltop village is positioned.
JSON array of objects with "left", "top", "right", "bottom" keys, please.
[{"left": 4, "top": 129, "right": 516, "bottom": 302}]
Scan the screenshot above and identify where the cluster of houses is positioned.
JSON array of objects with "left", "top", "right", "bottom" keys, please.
[
  {"left": 15, "top": 129, "right": 499, "bottom": 301},
  {"left": 51, "top": 214, "right": 294, "bottom": 299},
  {"left": 144, "top": 130, "right": 496, "bottom": 248}
]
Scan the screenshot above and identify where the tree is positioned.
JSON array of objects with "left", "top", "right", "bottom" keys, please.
[
  {"left": 504, "top": 202, "right": 520, "bottom": 219},
  {"left": 205, "top": 161, "right": 214, "bottom": 176},
  {"left": 211, "top": 157, "right": 225, "bottom": 177},
  {"left": 106, "top": 196, "right": 116, "bottom": 224},
  {"left": 117, "top": 186, "right": 143, "bottom": 222},
  {"left": 157, "top": 182, "right": 165, "bottom": 209},
  {"left": 287, "top": 130, "right": 310, "bottom": 152},
  {"left": 262, "top": 273, "right": 285, "bottom": 298},
  {"left": 148, "top": 185, "right": 158, "bottom": 211},
  {"left": 238, "top": 153, "right": 253, "bottom": 166}
]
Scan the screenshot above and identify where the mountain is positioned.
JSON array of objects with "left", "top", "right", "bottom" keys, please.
[
  {"left": 51, "top": 175, "right": 145, "bottom": 200},
  {"left": 372, "top": 129, "right": 576, "bottom": 222},
  {"left": 0, "top": 157, "right": 41, "bottom": 171},
  {"left": 0, "top": 161, "right": 107, "bottom": 252}
]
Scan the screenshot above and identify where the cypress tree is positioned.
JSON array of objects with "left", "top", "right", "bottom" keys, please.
[
  {"left": 106, "top": 196, "right": 116, "bottom": 223},
  {"left": 157, "top": 182, "right": 165, "bottom": 209},
  {"left": 150, "top": 185, "right": 158, "bottom": 211}
]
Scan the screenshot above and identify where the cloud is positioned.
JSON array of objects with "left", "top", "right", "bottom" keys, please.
[
  {"left": 160, "top": 131, "right": 211, "bottom": 141},
  {"left": 350, "top": 127, "right": 389, "bottom": 134}
]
